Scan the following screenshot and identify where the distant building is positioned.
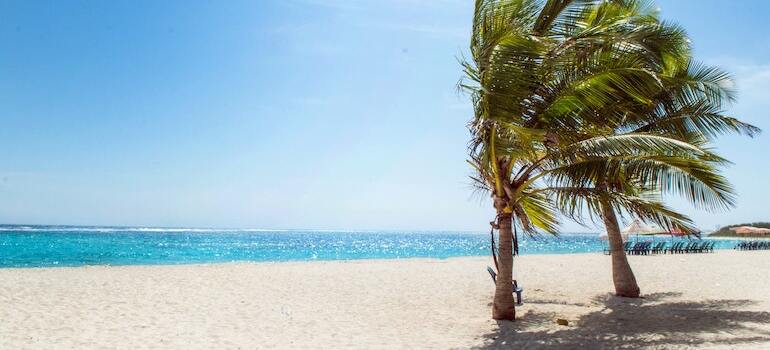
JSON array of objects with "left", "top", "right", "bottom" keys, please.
[{"left": 730, "top": 226, "right": 770, "bottom": 235}]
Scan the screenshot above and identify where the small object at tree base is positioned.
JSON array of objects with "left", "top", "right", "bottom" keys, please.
[{"left": 555, "top": 318, "right": 569, "bottom": 326}]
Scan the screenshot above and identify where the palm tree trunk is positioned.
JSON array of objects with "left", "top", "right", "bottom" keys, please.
[
  {"left": 600, "top": 197, "right": 640, "bottom": 298},
  {"left": 492, "top": 212, "right": 516, "bottom": 320}
]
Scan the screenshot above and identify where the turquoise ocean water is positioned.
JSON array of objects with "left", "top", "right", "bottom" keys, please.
[{"left": 0, "top": 225, "right": 746, "bottom": 268}]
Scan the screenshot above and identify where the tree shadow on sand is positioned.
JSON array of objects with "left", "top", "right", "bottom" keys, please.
[{"left": 475, "top": 292, "right": 770, "bottom": 349}]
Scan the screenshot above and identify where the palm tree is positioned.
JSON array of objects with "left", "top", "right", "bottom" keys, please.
[
  {"left": 463, "top": 0, "right": 673, "bottom": 320},
  {"left": 461, "top": 0, "right": 759, "bottom": 319},
  {"left": 549, "top": 44, "right": 759, "bottom": 297},
  {"left": 550, "top": 136, "right": 746, "bottom": 297}
]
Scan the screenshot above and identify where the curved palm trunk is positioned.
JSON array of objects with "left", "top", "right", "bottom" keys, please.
[
  {"left": 492, "top": 212, "right": 516, "bottom": 320},
  {"left": 600, "top": 198, "right": 641, "bottom": 298}
]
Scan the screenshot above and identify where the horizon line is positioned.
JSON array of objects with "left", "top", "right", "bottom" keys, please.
[{"left": 0, "top": 222, "right": 600, "bottom": 234}]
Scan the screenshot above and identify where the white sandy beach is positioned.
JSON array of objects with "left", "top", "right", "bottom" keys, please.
[{"left": 1, "top": 250, "right": 769, "bottom": 349}]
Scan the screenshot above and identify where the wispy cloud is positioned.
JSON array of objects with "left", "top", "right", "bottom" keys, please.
[
  {"left": 366, "top": 21, "right": 467, "bottom": 40},
  {"left": 705, "top": 58, "right": 770, "bottom": 125},
  {"left": 291, "top": 96, "right": 337, "bottom": 106},
  {"left": 718, "top": 62, "right": 770, "bottom": 102},
  {"left": 288, "top": 0, "right": 366, "bottom": 11},
  {"left": 283, "top": 0, "right": 468, "bottom": 40},
  {"left": 289, "top": 41, "right": 350, "bottom": 57},
  {"left": 288, "top": 0, "right": 464, "bottom": 11},
  {"left": 448, "top": 102, "right": 471, "bottom": 110}
]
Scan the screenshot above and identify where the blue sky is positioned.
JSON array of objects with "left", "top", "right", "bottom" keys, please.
[{"left": 0, "top": 0, "right": 767, "bottom": 232}]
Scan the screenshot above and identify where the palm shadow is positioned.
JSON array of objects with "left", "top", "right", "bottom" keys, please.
[{"left": 474, "top": 292, "right": 770, "bottom": 349}]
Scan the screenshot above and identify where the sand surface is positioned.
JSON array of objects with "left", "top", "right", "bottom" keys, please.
[{"left": 1, "top": 250, "right": 769, "bottom": 349}]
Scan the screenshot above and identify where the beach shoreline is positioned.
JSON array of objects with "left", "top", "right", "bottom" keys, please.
[{"left": 2, "top": 251, "right": 769, "bottom": 349}]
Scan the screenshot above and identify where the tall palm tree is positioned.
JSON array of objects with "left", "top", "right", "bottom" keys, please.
[
  {"left": 462, "top": 0, "right": 660, "bottom": 320},
  {"left": 461, "top": 0, "right": 759, "bottom": 319}
]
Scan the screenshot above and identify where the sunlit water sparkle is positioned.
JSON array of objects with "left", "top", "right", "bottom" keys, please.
[{"left": 0, "top": 225, "right": 747, "bottom": 268}]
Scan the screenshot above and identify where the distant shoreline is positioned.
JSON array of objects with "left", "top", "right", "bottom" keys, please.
[
  {"left": 708, "top": 222, "right": 770, "bottom": 238},
  {"left": 708, "top": 235, "right": 770, "bottom": 241}
]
